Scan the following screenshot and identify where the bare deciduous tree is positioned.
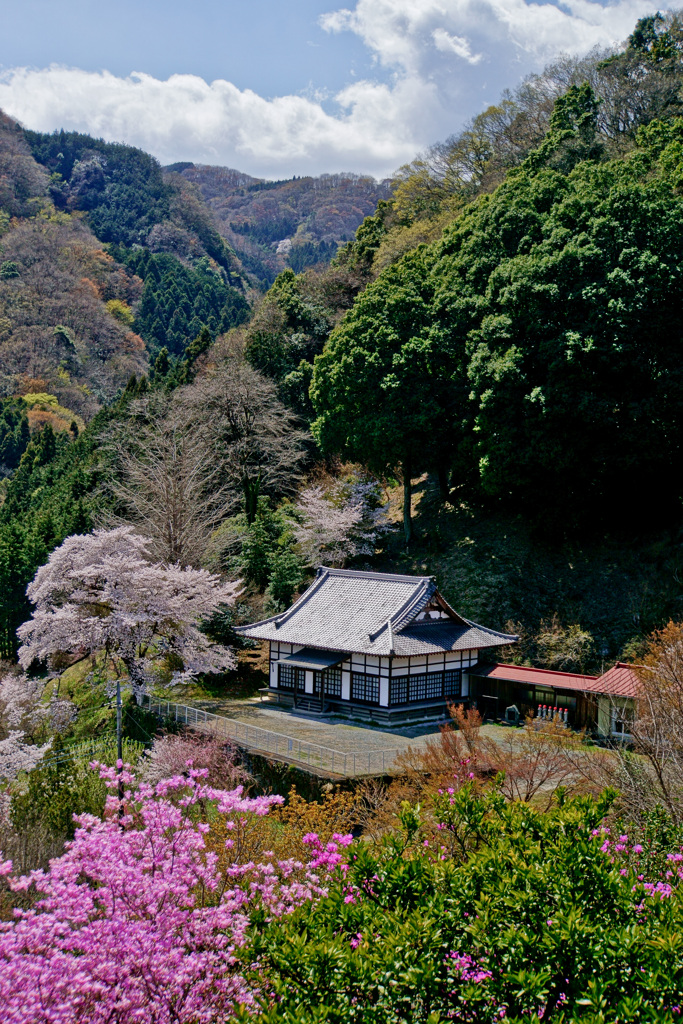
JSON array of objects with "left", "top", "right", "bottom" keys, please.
[
  {"left": 398, "top": 704, "right": 601, "bottom": 810},
  {"left": 140, "top": 731, "right": 250, "bottom": 789},
  {"left": 609, "top": 623, "right": 683, "bottom": 823},
  {"left": 103, "top": 358, "right": 308, "bottom": 566},
  {"left": 183, "top": 357, "right": 308, "bottom": 524},
  {"left": 103, "top": 395, "right": 231, "bottom": 566}
]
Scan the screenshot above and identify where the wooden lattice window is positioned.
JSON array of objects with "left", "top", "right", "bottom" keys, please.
[
  {"left": 314, "top": 667, "right": 342, "bottom": 697},
  {"left": 444, "top": 669, "right": 462, "bottom": 697},
  {"left": 278, "top": 664, "right": 305, "bottom": 690},
  {"left": 351, "top": 673, "right": 379, "bottom": 704}
]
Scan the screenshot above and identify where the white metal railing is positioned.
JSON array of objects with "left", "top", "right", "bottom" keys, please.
[{"left": 142, "top": 697, "right": 403, "bottom": 777}]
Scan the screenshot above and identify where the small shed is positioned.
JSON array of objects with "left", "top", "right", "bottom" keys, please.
[
  {"left": 470, "top": 661, "right": 641, "bottom": 737},
  {"left": 235, "top": 567, "right": 517, "bottom": 721}
]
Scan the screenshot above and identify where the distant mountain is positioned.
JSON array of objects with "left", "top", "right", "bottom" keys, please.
[
  {"left": 167, "top": 164, "right": 392, "bottom": 287},
  {"left": 24, "top": 130, "right": 245, "bottom": 285},
  {"left": 0, "top": 113, "right": 149, "bottom": 417},
  {"left": 0, "top": 117, "right": 253, "bottom": 413}
]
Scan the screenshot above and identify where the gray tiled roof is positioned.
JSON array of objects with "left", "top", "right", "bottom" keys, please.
[
  {"left": 235, "top": 567, "right": 517, "bottom": 656},
  {"left": 391, "top": 620, "right": 516, "bottom": 656}
]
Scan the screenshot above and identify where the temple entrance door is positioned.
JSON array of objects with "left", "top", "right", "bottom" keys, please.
[{"left": 293, "top": 666, "right": 306, "bottom": 705}]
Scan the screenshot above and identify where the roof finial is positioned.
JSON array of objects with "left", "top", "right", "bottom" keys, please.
[{"left": 387, "top": 617, "right": 395, "bottom": 656}]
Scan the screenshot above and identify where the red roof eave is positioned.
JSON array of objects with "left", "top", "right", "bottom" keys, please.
[{"left": 477, "top": 661, "right": 641, "bottom": 699}]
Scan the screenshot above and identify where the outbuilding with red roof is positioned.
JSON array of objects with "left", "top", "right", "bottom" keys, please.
[{"left": 470, "top": 661, "right": 641, "bottom": 738}]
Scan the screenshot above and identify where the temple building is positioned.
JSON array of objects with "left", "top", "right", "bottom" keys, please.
[{"left": 234, "top": 567, "right": 517, "bottom": 721}]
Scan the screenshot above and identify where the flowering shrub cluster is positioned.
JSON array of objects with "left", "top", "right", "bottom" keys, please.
[
  {"left": 246, "top": 786, "right": 683, "bottom": 1024},
  {"left": 5, "top": 763, "right": 683, "bottom": 1023},
  {"left": 0, "top": 763, "right": 351, "bottom": 1024}
]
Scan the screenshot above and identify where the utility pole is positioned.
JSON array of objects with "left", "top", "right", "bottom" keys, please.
[{"left": 116, "top": 677, "right": 123, "bottom": 818}]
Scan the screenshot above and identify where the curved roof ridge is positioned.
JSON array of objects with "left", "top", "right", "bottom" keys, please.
[
  {"left": 461, "top": 616, "right": 519, "bottom": 643},
  {"left": 235, "top": 568, "right": 518, "bottom": 656},
  {"left": 391, "top": 578, "right": 436, "bottom": 632},
  {"left": 321, "top": 566, "right": 433, "bottom": 584},
  {"left": 233, "top": 566, "right": 331, "bottom": 634}
]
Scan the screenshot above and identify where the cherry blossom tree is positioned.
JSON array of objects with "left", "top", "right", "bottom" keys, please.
[
  {"left": 0, "top": 672, "right": 76, "bottom": 782},
  {"left": 16, "top": 527, "right": 242, "bottom": 798},
  {"left": 294, "top": 480, "right": 391, "bottom": 568},
  {"left": 0, "top": 731, "right": 51, "bottom": 782},
  {"left": 0, "top": 672, "right": 76, "bottom": 740},
  {"left": 0, "top": 672, "right": 45, "bottom": 737},
  {"left": 0, "top": 764, "right": 352, "bottom": 1023},
  {"left": 17, "top": 527, "right": 242, "bottom": 699}
]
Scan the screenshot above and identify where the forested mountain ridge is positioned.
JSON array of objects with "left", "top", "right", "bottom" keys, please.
[
  {"left": 24, "top": 128, "right": 244, "bottom": 282},
  {"left": 0, "top": 112, "right": 148, "bottom": 416},
  {"left": 170, "top": 163, "right": 391, "bottom": 288},
  {"left": 0, "top": 114, "right": 251, "bottom": 413}
]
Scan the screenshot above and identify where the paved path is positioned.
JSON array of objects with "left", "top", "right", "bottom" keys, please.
[{"left": 191, "top": 696, "right": 519, "bottom": 755}]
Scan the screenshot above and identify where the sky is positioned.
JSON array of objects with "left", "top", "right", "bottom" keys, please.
[{"left": 0, "top": 0, "right": 678, "bottom": 179}]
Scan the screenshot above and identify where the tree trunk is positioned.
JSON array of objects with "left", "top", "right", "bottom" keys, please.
[
  {"left": 437, "top": 463, "right": 451, "bottom": 504},
  {"left": 244, "top": 473, "right": 261, "bottom": 525},
  {"left": 402, "top": 458, "right": 413, "bottom": 548}
]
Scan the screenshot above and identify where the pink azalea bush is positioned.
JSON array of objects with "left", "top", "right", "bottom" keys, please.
[{"left": 0, "top": 763, "right": 351, "bottom": 1024}]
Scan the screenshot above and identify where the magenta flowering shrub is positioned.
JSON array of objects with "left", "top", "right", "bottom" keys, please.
[
  {"left": 594, "top": 823, "right": 683, "bottom": 899},
  {"left": 0, "top": 763, "right": 351, "bottom": 1024}
]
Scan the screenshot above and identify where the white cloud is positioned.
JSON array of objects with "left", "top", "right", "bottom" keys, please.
[
  {"left": 0, "top": 66, "right": 426, "bottom": 178},
  {"left": 320, "top": 0, "right": 668, "bottom": 70},
  {"left": 432, "top": 28, "right": 483, "bottom": 65},
  {"left": 0, "top": 1, "right": 677, "bottom": 178}
]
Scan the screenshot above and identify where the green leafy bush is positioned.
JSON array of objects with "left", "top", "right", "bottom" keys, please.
[
  {"left": 0, "top": 260, "right": 19, "bottom": 279},
  {"left": 244, "top": 788, "right": 683, "bottom": 1023},
  {"left": 10, "top": 735, "right": 143, "bottom": 841}
]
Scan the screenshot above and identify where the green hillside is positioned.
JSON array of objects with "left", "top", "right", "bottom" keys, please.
[{"left": 3, "top": 13, "right": 683, "bottom": 675}]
